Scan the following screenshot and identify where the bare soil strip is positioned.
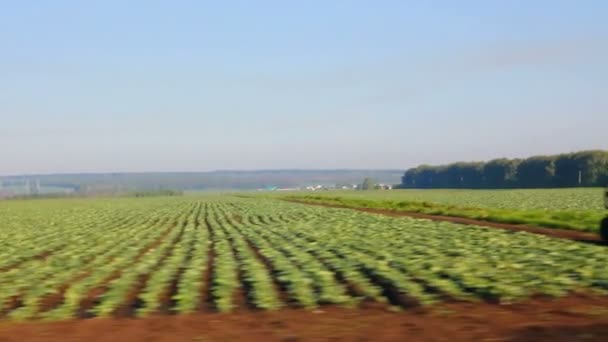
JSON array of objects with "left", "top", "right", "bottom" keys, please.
[
  {"left": 1, "top": 295, "right": 607, "bottom": 341},
  {"left": 201, "top": 206, "right": 217, "bottom": 312},
  {"left": 286, "top": 199, "right": 604, "bottom": 244}
]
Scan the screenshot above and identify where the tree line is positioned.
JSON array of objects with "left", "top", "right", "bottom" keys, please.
[{"left": 400, "top": 150, "right": 608, "bottom": 189}]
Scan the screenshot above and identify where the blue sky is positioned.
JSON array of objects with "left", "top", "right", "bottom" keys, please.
[{"left": 1, "top": 1, "right": 607, "bottom": 175}]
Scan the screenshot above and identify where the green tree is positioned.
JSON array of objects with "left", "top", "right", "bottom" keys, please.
[
  {"left": 400, "top": 150, "right": 607, "bottom": 189},
  {"left": 483, "top": 158, "right": 520, "bottom": 188},
  {"left": 554, "top": 151, "right": 608, "bottom": 187},
  {"left": 401, "top": 169, "right": 417, "bottom": 188},
  {"left": 414, "top": 165, "right": 436, "bottom": 188},
  {"left": 516, "top": 156, "right": 556, "bottom": 188}
]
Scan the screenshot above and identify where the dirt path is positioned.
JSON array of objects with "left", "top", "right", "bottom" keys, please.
[
  {"left": 0, "top": 295, "right": 607, "bottom": 341},
  {"left": 287, "top": 200, "right": 605, "bottom": 244}
]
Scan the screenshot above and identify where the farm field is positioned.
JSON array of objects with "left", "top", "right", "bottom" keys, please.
[
  {"left": 285, "top": 188, "right": 606, "bottom": 211},
  {"left": 279, "top": 188, "right": 606, "bottom": 232},
  {"left": 1, "top": 195, "right": 607, "bottom": 340}
]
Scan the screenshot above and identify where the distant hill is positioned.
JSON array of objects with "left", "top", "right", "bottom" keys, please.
[{"left": 0, "top": 170, "right": 403, "bottom": 195}]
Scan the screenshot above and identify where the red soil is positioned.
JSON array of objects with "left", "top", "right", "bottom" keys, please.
[{"left": 0, "top": 295, "right": 607, "bottom": 341}]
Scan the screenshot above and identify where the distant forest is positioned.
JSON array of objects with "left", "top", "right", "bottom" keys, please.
[
  {"left": 401, "top": 150, "right": 608, "bottom": 189},
  {"left": 0, "top": 170, "right": 403, "bottom": 196}
]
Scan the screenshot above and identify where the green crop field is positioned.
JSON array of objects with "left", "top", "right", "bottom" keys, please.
[
  {"left": 0, "top": 195, "right": 607, "bottom": 322},
  {"left": 279, "top": 188, "right": 606, "bottom": 232},
  {"left": 287, "top": 188, "right": 605, "bottom": 211}
]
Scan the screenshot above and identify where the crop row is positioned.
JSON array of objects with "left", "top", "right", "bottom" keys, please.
[{"left": 0, "top": 196, "right": 607, "bottom": 321}]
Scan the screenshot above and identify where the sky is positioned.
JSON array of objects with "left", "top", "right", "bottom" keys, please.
[{"left": 1, "top": 0, "right": 607, "bottom": 175}]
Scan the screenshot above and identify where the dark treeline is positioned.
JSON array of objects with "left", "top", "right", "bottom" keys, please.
[{"left": 401, "top": 150, "right": 608, "bottom": 189}]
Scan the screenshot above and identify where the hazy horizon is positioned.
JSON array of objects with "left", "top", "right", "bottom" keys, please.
[
  {"left": 1, "top": 149, "right": 605, "bottom": 178},
  {"left": 0, "top": 168, "right": 406, "bottom": 178},
  {"left": 2, "top": 1, "right": 607, "bottom": 176}
]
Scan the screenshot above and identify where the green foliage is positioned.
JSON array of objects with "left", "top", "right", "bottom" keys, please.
[
  {"left": 517, "top": 156, "right": 556, "bottom": 188},
  {"left": 285, "top": 189, "right": 605, "bottom": 232},
  {"left": 554, "top": 151, "right": 608, "bottom": 187},
  {"left": 401, "top": 150, "right": 608, "bottom": 189},
  {"left": 483, "top": 159, "right": 519, "bottom": 188},
  {"left": 0, "top": 195, "right": 607, "bottom": 322}
]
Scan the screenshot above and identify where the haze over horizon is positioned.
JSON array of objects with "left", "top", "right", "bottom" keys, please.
[{"left": 2, "top": 1, "right": 607, "bottom": 176}]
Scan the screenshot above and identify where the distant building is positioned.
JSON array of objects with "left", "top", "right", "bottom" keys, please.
[{"left": 377, "top": 183, "right": 393, "bottom": 190}]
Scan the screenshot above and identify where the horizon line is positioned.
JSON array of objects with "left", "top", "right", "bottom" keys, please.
[{"left": 0, "top": 168, "right": 407, "bottom": 178}]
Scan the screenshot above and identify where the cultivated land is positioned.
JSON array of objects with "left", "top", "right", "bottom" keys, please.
[
  {"left": 0, "top": 194, "right": 607, "bottom": 340},
  {"left": 280, "top": 188, "right": 606, "bottom": 232},
  {"left": 290, "top": 188, "right": 605, "bottom": 211}
]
